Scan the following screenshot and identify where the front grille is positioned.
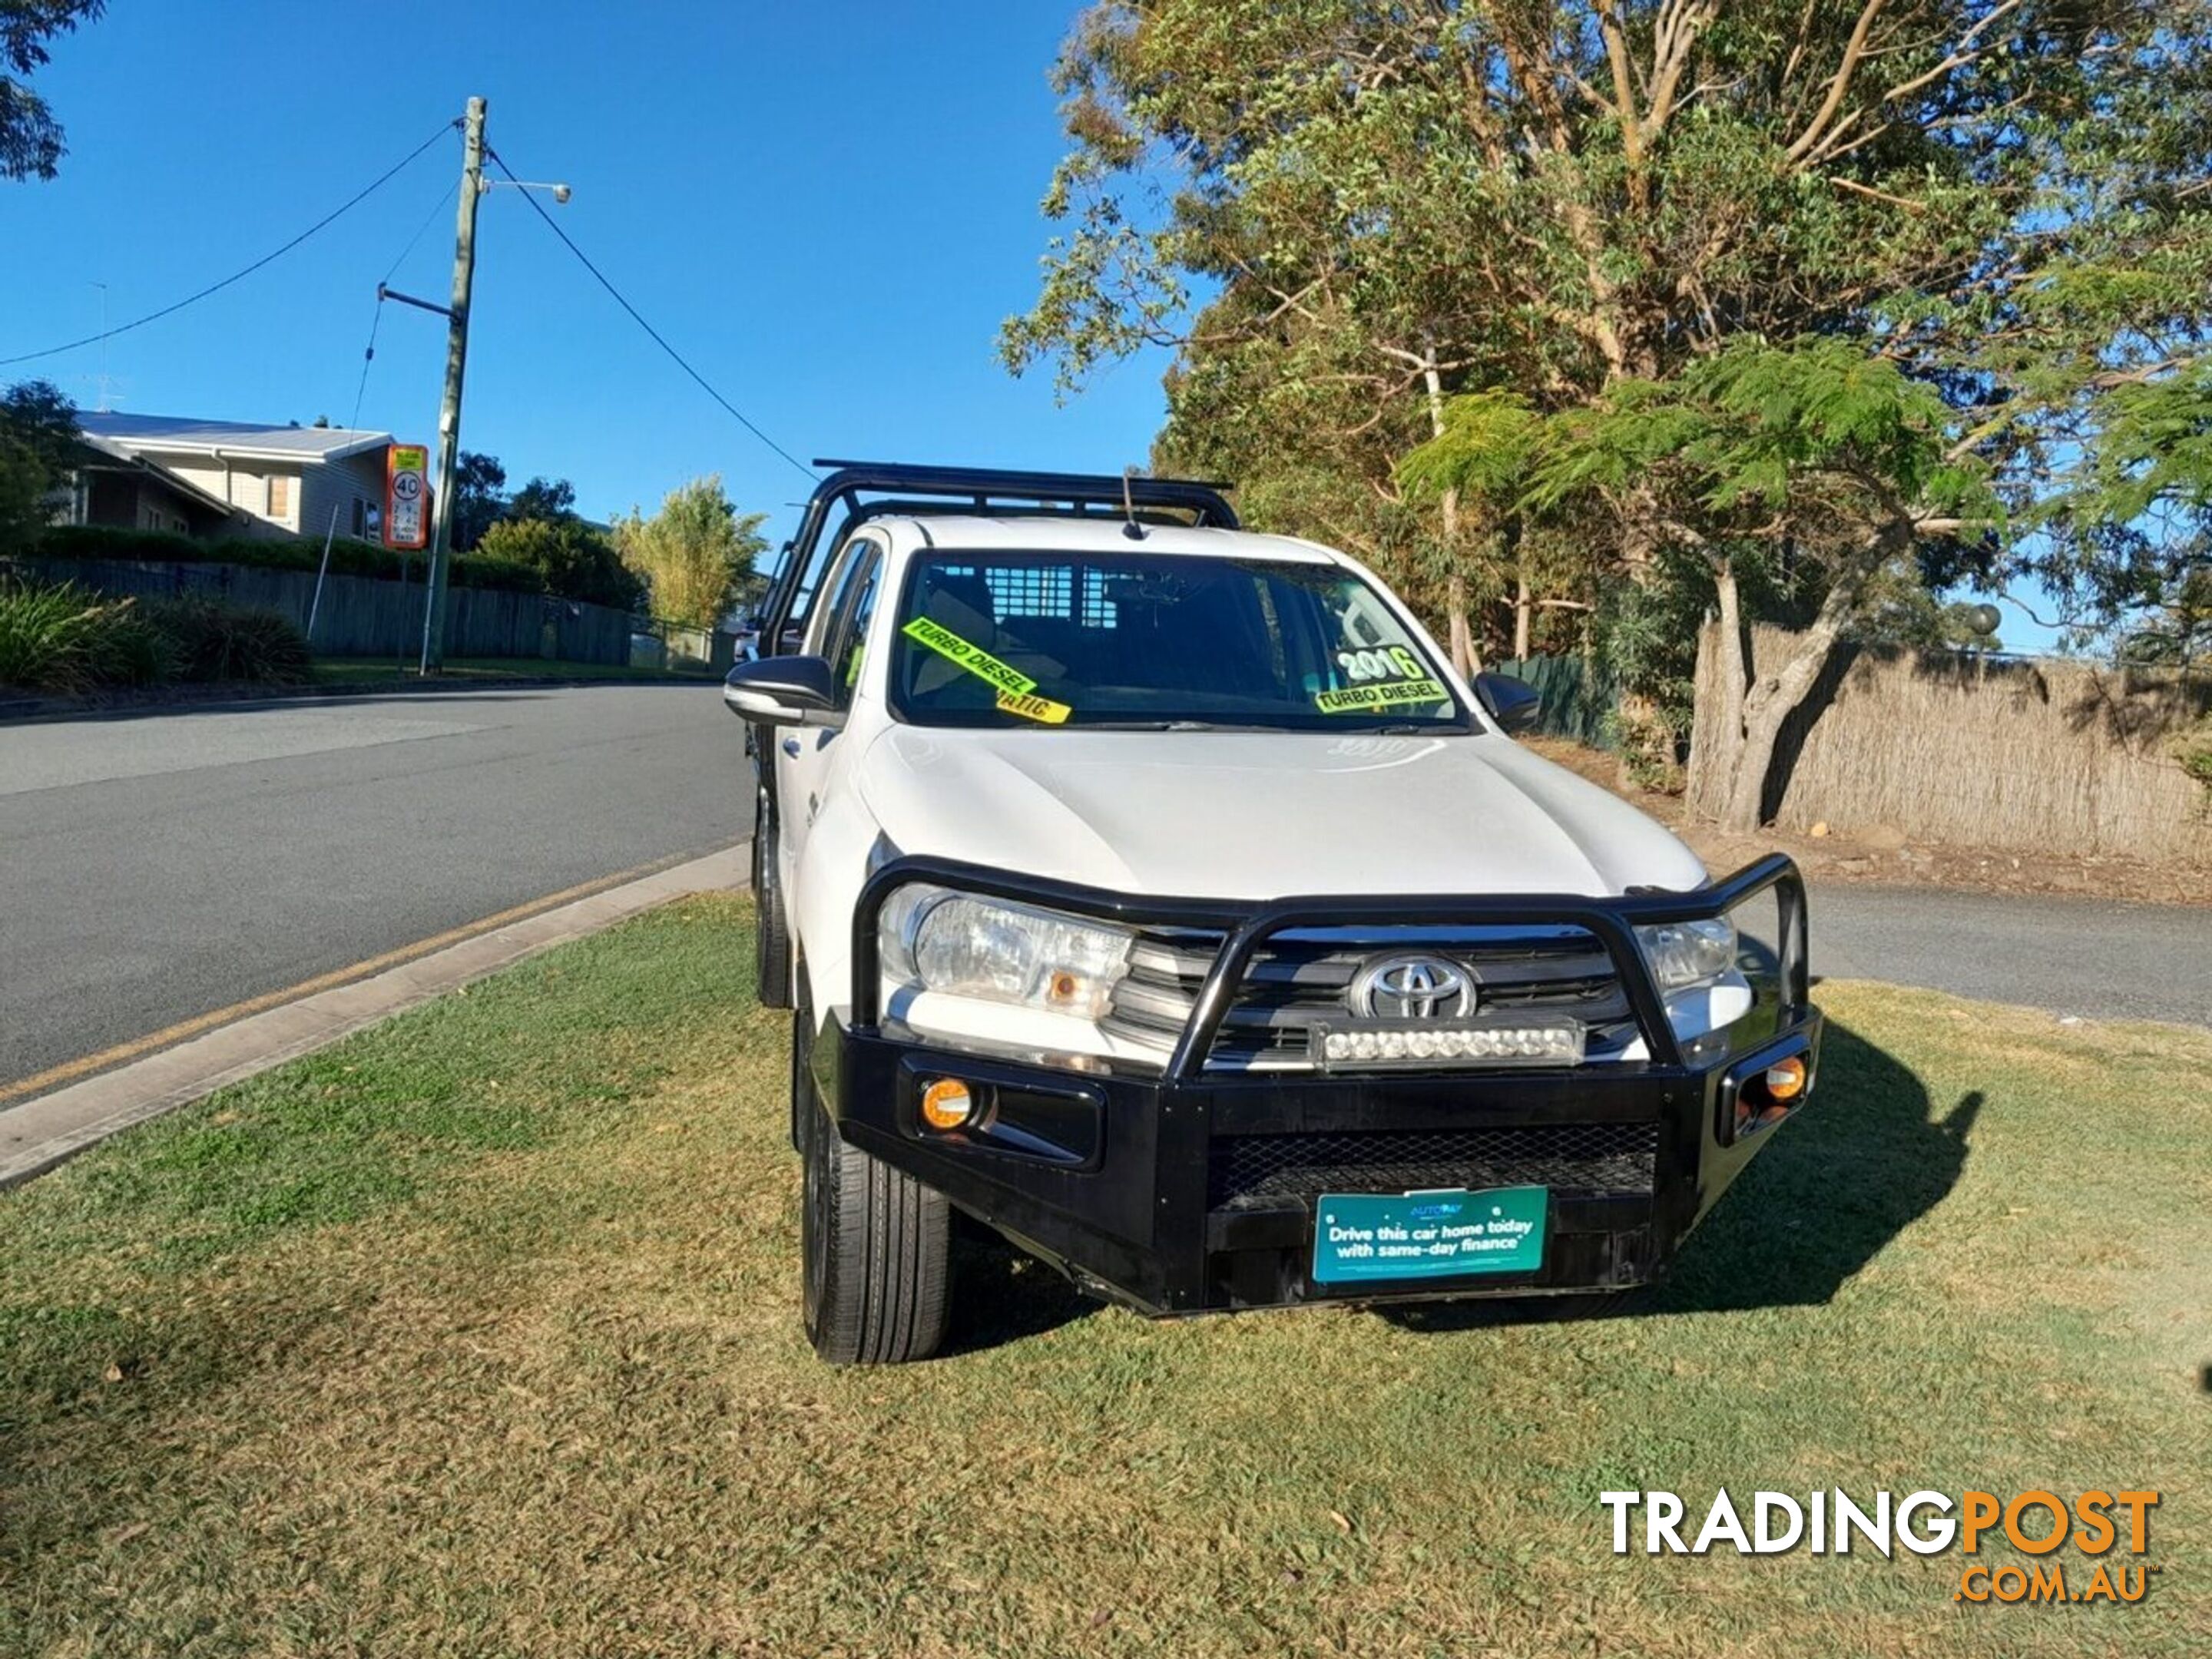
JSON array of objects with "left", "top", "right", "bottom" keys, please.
[
  {"left": 1204, "top": 926, "right": 1639, "bottom": 1072},
  {"left": 1100, "top": 926, "right": 1220, "bottom": 1065},
  {"left": 1208, "top": 1123, "right": 1661, "bottom": 1210}
]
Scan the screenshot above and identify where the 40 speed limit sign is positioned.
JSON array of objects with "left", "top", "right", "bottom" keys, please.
[{"left": 386, "top": 444, "right": 430, "bottom": 551}]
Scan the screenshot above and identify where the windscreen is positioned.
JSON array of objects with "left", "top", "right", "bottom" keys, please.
[{"left": 888, "top": 551, "right": 1469, "bottom": 732}]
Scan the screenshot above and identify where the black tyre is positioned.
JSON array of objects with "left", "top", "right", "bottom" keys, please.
[
  {"left": 753, "top": 793, "right": 793, "bottom": 1009},
  {"left": 795, "top": 1008, "right": 952, "bottom": 1366}
]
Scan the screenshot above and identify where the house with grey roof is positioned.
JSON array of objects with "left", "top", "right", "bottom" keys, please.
[{"left": 63, "top": 413, "right": 396, "bottom": 542}]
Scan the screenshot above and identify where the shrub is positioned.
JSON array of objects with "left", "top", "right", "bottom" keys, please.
[
  {"left": 0, "top": 577, "right": 130, "bottom": 691},
  {"left": 0, "top": 575, "right": 313, "bottom": 692},
  {"left": 37, "top": 524, "right": 553, "bottom": 598},
  {"left": 477, "top": 517, "right": 645, "bottom": 611},
  {"left": 85, "top": 604, "right": 175, "bottom": 687},
  {"left": 146, "top": 597, "right": 313, "bottom": 685},
  {"left": 2177, "top": 716, "right": 2212, "bottom": 794}
]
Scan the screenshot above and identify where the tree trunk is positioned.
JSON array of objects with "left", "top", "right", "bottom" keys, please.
[
  {"left": 1612, "top": 508, "right": 1674, "bottom": 790},
  {"left": 1707, "top": 555, "right": 1748, "bottom": 809},
  {"left": 1513, "top": 566, "right": 1532, "bottom": 661},
  {"left": 1447, "top": 571, "right": 1479, "bottom": 678},
  {"left": 1419, "top": 339, "right": 1477, "bottom": 680},
  {"left": 1714, "top": 561, "right": 1864, "bottom": 833}
]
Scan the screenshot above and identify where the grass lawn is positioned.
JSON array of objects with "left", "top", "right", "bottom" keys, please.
[
  {"left": 307, "top": 656, "right": 717, "bottom": 686},
  {"left": 2, "top": 898, "right": 2204, "bottom": 1657}
]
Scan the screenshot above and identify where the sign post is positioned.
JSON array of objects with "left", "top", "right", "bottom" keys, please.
[{"left": 386, "top": 443, "right": 429, "bottom": 551}]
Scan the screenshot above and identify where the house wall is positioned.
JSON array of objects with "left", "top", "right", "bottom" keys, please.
[
  {"left": 79, "top": 470, "right": 217, "bottom": 536},
  {"left": 144, "top": 453, "right": 303, "bottom": 537},
  {"left": 300, "top": 449, "right": 387, "bottom": 544}
]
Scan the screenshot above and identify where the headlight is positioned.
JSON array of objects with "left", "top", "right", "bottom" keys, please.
[
  {"left": 1634, "top": 916, "right": 1737, "bottom": 991},
  {"left": 880, "top": 884, "right": 1134, "bottom": 1020}
]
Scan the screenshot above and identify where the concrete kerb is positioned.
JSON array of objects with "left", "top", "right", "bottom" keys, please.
[{"left": 0, "top": 844, "right": 750, "bottom": 1189}]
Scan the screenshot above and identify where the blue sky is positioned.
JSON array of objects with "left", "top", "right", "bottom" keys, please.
[
  {"left": 2, "top": 1, "right": 1174, "bottom": 542},
  {"left": 4, "top": 1, "right": 2061, "bottom": 650}
]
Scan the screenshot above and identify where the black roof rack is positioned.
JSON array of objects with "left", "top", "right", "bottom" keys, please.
[
  {"left": 809, "top": 459, "right": 1237, "bottom": 517},
  {"left": 756, "top": 459, "right": 1240, "bottom": 651}
]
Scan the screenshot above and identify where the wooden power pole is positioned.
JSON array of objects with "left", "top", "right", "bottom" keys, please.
[{"left": 419, "top": 95, "right": 486, "bottom": 675}]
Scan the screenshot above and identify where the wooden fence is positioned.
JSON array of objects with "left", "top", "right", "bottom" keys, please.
[
  {"left": 1688, "top": 624, "right": 2212, "bottom": 862},
  {"left": 17, "top": 557, "right": 633, "bottom": 666}
]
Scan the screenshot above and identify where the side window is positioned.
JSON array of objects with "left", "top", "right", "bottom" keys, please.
[
  {"left": 804, "top": 538, "right": 873, "bottom": 657},
  {"left": 826, "top": 558, "right": 882, "bottom": 708}
]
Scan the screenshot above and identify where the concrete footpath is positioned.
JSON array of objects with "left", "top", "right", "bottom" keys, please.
[{"left": 0, "top": 844, "right": 747, "bottom": 1189}]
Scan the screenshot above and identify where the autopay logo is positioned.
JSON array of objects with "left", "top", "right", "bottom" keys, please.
[{"left": 1599, "top": 1489, "right": 2162, "bottom": 1608}]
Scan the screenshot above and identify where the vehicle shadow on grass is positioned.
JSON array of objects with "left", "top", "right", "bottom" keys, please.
[
  {"left": 940, "top": 1217, "right": 1100, "bottom": 1356},
  {"left": 1386, "top": 1017, "right": 1982, "bottom": 1331}
]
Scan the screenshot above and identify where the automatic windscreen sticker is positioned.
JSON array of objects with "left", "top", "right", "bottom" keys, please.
[
  {"left": 995, "top": 690, "right": 1072, "bottom": 724},
  {"left": 1316, "top": 677, "right": 1449, "bottom": 714},
  {"left": 901, "top": 617, "right": 1036, "bottom": 697}
]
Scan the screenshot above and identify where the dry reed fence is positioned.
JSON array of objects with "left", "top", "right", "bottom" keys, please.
[{"left": 1687, "top": 623, "right": 2212, "bottom": 863}]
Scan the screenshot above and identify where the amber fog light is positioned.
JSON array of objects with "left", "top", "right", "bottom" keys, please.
[
  {"left": 1731, "top": 1051, "right": 1810, "bottom": 1139},
  {"left": 919, "top": 1078, "right": 974, "bottom": 1131},
  {"left": 1763, "top": 1056, "right": 1808, "bottom": 1102}
]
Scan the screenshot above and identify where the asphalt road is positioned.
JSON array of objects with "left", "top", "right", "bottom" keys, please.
[
  {"left": 1810, "top": 885, "right": 2210, "bottom": 1028},
  {"left": 1, "top": 685, "right": 748, "bottom": 1086},
  {"left": 2, "top": 687, "right": 2205, "bottom": 1092}
]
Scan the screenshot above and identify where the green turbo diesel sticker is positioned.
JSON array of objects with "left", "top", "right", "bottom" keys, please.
[{"left": 1315, "top": 677, "right": 1449, "bottom": 714}]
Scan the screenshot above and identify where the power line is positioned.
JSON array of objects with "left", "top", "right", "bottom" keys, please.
[
  {"left": 349, "top": 177, "right": 461, "bottom": 430},
  {"left": 2, "top": 121, "right": 459, "bottom": 369},
  {"left": 382, "top": 177, "right": 462, "bottom": 286},
  {"left": 483, "top": 144, "right": 816, "bottom": 484}
]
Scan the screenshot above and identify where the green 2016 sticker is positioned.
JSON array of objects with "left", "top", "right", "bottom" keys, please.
[
  {"left": 901, "top": 616, "right": 1035, "bottom": 697},
  {"left": 1336, "top": 644, "right": 1426, "bottom": 684},
  {"left": 1316, "top": 677, "right": 1449, "bottom": 714}
]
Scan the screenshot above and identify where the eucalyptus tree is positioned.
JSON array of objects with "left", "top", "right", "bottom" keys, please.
[
  {"left": 2, "top": 0, "right": 106, "bottom": 180},
  {"left": 1005, "top": 0, "right": 2212, "bottom": 816}
]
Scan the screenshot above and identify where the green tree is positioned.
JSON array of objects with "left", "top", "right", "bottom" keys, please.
[
  {"left": 2, "top": 1, "right": 104, "bottom": 180},
  {"left": 613, "top": 475, "right": 769, "bottom": 628},
  {"left": 1008, "top": 1, "right": 2212, "bottom": 814},
  {"left": 2032, "top": 361, "right": 2212, "bottom": 667},
  {"left": 449, "top": 452, "right": 508, "bottom": 552},
  {"left": 475, "top": 516, "right": 644, "bottom": 612},
  {"left": 0, "top": 377, "right": 78, "bottom": 551},
  {"left": 507, "top": 475, "right": 578, "bottom": 524}
]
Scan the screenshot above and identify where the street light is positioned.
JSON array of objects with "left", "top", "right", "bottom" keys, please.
[{"left": 482, "top": 178, "right": 571, "bottom": 204}]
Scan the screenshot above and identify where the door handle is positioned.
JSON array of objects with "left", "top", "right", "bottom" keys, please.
[{"left": 780, "top": 737, "right": 802, "bottom": 757}]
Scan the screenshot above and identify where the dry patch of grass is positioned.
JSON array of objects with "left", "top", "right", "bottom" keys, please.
[{"left": 2, "top": 902, "right": 2207, "bottom": 1657}]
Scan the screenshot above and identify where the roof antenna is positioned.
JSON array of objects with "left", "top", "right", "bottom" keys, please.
[{"left": 1121, "top": 465, "right": 1147, "bottom": 540}]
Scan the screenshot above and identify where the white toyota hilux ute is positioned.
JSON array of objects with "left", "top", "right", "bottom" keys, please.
[{"left": 726, "top": 462, "right": 1820, "bottom": 1366}]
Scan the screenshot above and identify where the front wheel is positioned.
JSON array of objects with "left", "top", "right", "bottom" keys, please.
[{"left": 796, "top": 1011, "right": 951, "bottom": 1366}]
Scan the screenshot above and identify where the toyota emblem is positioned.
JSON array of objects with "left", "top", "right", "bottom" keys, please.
[{"left": 1349, "top": 953, "right": 1475, "bottom": 1020}]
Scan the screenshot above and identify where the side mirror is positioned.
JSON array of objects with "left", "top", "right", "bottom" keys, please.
[
  {"left": 724, "top": 655, "right": 839, "bottom": 727},
  {"left": 1473, "top": 671, "right": 1542, "bottom": 733}
]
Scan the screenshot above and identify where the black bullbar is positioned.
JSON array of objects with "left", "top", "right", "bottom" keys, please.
[{"left": 823, "top": 855, "right": 1821, "bottom": 1316}]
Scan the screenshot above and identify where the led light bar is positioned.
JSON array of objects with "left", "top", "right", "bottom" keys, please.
[{"left": 1309, "top": 1019, "right": 1586, "bottom": 1071}]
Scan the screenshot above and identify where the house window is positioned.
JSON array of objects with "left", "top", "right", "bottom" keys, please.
[{"left": 268, "top": 475, "right": 291, "bottom": 519}]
